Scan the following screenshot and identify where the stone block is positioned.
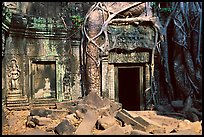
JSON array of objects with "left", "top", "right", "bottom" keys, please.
[
  {"left": 124, "top": 110, "right": 162, "bottom": 132},
  {"left": 74, "top": 110, "right": 98, "bottom": 135},
  {"left": 98, "top": 124, "right": 125, "bottom": 135},
  {"left": 54, "top": 119, "right": 76, "bottom": 135},
  {"left": 121, "top": 124, "right": 133, "bottom": 135},
  {"left": 56, "top": 100, "right": 79, "bottom": 109},
  {"left": 47, "top": 109, "right": 70, "bottom": 120},
  {"left": 82, "top": 92, "right": 106, "bottom": 108},
  {"left": 32, "top": 116, "right": 52, "bottom": 126},
  {"left": 26, "top": 116, "right": 36, "bottom": 128},
  {"left": 30, "top": 108, "right": 52, "bottom": 117},
  {"left": 97, "top": 116, "right": 118, "bottom": 129},
  {"left": 65, "top": 113, "right": 80, "bottom": 127},
  {"left": 75, "top": 110, "right": 85, "bottom": 119},
  {"left": 115, "top": 110, "right": 146, "bottom": 131},
  {"left": 17, "top": 128, "right": 56, "bottom": 135},
  {"left": 131, "top": 129, "right": 151, "bottom": 135}
]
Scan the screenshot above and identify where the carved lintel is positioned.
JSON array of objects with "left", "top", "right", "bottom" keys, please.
[{"left": 108, "top": 52, "right": 150, "bottom": 63}]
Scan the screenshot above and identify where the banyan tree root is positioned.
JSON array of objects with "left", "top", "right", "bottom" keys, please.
[{"left": 181, "top": 96, "right": 202, "bottom": 122}]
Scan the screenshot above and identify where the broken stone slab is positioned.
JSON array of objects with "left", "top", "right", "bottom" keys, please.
[
  {"left": 190, "top": 121, "right": 202, "bottom": 133},
  {"left": 134, "top": 115, "right": 162, "bottom": 132},
  {"left": 121, "top": 124, "right": 134, "bottom": 135},
  {"left": 32, "top": 116, "right": 52, "bottom": 126},
  {"left": 76, "top": 103, "right": 96, "bottom": 114},
  {"left": 131, "top": 129, "right": 152, "bottom": 135},
  {"left": 100, "top": 98, "right": 122, "bottom": 116},
  {"left": 47, "top": 109, "right": 70, "bottom": 120},
  {"left": 97, "top": 124, "right": 125, "bottom": 135},
  {"left": 26, "top": 116, "right": 36, "bottom": 128},
  {"left": 96, "top": 115, "right": 119, "bottom": 130},
  {"left": 81, "top": 92, "right": 106, "bottom": 108},
  {"left": 65, "top": 113, "right": 80, "bottom": 127},
  {"left": 124, "top": 110, "right": 164, "bottom": 133},
  {"left": 115, "top": 109, "right": 146, "bottom": 131},
  {"left": 74, "top": 109, "right": 98, "bottom": 135},
  {"left": 75, "top": 110, "right": 85, "bottom": 119},
  {"left": 56, "top": 100, "right": 79, "bottom": 109},
  {"left": 30, "top": 108, "right": 52, "bottom": 117},
  {"left": 54, "top": 119, "right": 76, "bottom": 135},
  {"left": 156, "top": 129, "right": 200, "bottom": 135},
  {"left": 16, "top": 128, "right": 56, "bottom": 135}
]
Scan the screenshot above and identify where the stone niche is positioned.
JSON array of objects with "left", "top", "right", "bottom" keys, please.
[{"left": 102, "top": 23, "right": 157, "bottom": 111}]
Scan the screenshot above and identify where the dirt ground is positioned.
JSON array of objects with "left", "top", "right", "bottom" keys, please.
[{"left": 2, "top": 109, "right": 202, "bottom": 135}]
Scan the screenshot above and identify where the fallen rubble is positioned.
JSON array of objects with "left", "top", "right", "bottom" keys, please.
[{"left": 3, "top": 92, "right": 202, "bottom": 135}]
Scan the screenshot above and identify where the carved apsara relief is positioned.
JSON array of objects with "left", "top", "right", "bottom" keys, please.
[{"left": 7, "top": 58, "right": 21, "bottom": 93}]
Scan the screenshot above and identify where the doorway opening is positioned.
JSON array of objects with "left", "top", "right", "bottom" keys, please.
[{"left": 118, "top": 67, "right": 142, "bottom": 111}]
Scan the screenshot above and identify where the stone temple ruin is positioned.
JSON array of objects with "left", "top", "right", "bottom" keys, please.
[
  {"left": 2, "top": 2, "right": 160, "bottom": 111},
  {"left": 2, "top": 2, "right": 202, "bottom": 135}
]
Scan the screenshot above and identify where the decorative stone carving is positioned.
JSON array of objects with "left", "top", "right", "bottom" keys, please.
[
  {"left": 108, "top": 24, "right": 155, "bottom": 50},
  {"left": 7, "top": 58, "right": 21, "bottom": 93},
  {"left": 35, "top": 78, "right": 52, "bottom": 98},
  {"left": 108, "top": 52, "right": 150, "bottom": 64},
  {"left": 63, "top": 67, "right": 72, "bottom": 100}
]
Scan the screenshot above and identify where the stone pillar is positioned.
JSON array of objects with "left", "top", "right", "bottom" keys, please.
[
  {"left": 101, "top": 56, "right": 109, "bottom": 98},
  {"left": 108, "top": 64, "right": 115, "bottom": 100}
]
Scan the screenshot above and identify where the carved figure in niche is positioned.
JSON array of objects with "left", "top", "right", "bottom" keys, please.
[
  {"left": 8, "top": 59, "right": 21, "bottom": 91},
  {"left": 63, "top": 67, "right": 72, "bottom": 100},
  {"left": 35, "top": 78, "right": 51, "bottom": 98}
]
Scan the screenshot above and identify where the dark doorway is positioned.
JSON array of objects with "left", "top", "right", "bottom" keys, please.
[{"left": 118, "top": 67, "right": 141, "bottom": 111}]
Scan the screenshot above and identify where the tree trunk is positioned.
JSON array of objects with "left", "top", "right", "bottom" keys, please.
[{"left": 85, "top": 9, "right": 103, "bottom": 95}]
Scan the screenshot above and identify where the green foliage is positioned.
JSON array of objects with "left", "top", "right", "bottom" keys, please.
[
  {"left": 151, "top": 2, "right": 174, "bottom": 13},
  {"left": 2, "top": 5, "right": 12, "bottom": 24},
  {"left": 71, "top": 15, "right": 83, "bottom": 28}
]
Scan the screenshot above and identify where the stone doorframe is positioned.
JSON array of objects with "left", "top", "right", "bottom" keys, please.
[
  {"left": 101, "top": 49, "right": 152, "bottom": 110},
  {"left": 28, "top": 56, "right": 63, "bottom": 102}
]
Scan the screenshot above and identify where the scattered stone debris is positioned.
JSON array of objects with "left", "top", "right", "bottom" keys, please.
[{"left": 2, "top": 92, "right": 202, "bottom": 135}]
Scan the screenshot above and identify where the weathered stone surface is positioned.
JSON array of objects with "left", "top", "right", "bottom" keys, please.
[
  {"left": 75, "top": 110, "right": 85, "bottom": 119},
  {"left": 125, "top": 110, "right": 163, "bottom": 133},
  {"left": 65, "top": 113, "right": 80, "bottom": 127},
  {"left": 30, "top": 108, "right": 52, "bottom": 117},
  {"left": 115, "top": 110, "right": 146, "bottom": 131},
  {"left": 56, "top": 100, "right": 79, "bottom": 109},
  {"left": 26, "top": 116, "right": 36, "bottom": 128},
  {"left": 17, "top": 128, "right": 55, "bottom": 135},
  {"left": 98, "top": 124, "right": 125, "bottom": 135},
  {"left": 97, "top": 115, "right": 118, "bottom": 129},
  {"left": 74, "top": 110, "right": 98, "bottom": 135},
  {"left": 54, "top": 119, "right": 76, "bottom": 135},
  {"left": 32, "top": 116, "right": 52, "bottom": 126},
  {"left": 47, "top": 109, "right": 70, "bottom": 120},
  {"left": 190, "top": 121, "right": 202, "bottom": 133},
  {"left": 82, "top": 92, "right": 106, "bottom": 108},
  {"left": 121, "top": 124, "right": 133, "bottom": 135},
  {"left": 131, "top": 129, "right": 152, "bottom": 135},
  {"left": 157, "top": 129, "right": 200, "bottom": 135}
]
